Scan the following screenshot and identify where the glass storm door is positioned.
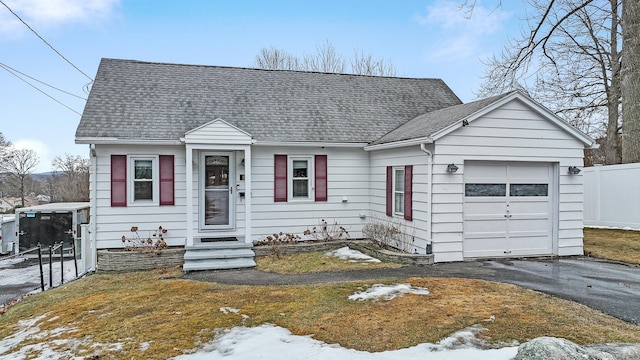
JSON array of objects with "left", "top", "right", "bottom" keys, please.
[{"left": 202, "top": 153, "right": 234, "bottom": 229}]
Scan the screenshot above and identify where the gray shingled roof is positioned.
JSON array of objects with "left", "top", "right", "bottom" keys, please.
[
  {"left": 370, "top": 92, "right": 516, "bottom": 145},
  {"left": 76, "top": 58, "right": 462, "bottom": 143}
]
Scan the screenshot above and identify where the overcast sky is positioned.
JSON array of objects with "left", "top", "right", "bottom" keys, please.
[{"left": 1, "top": 0, "right": 529, "bottom": 173}]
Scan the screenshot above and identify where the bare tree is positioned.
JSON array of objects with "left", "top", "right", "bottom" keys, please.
[
  {"left": 51, "top": 154, "right": 89, "bottom": 202},
  {"left": 471, "top": 0, "right": 640, "bottom": 164},
  {"left": 252, "top": 40, "right": 396, "bottom": 76},
  {"left": 302, "top": 40, "right": 346, "bottom": 73},
  {"left": 475, "top": 0, "right": 622, "bottom": 164},
  {"left": 0, "top": 132, "right": 11, "bottom": 168},
  {"left": 2, "top": 148, "right": 39, "bottom": 207},
  {"left": 621, "top": 0, "right": 640, "bottom": 163},
  {"left": 351, "top": 50, "right": 396, "bottom": 77},
  {"left": 253, "top": 46, "right": 301, "bottom": 70}
]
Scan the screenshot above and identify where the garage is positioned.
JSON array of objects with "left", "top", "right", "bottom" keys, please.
[{"left": 463, "top": 161, "right": 556, "bottom": 258}]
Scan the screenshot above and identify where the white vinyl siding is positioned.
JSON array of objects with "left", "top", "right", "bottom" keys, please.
[
  {"left": 250, "top": 146, "right": 369, "bottom": 241},
  {"left": 184, "top": 119, "right": 253, "bottom": 145},
  {"left": 431, "top": 98, "right": 585, "bottom": 262},
  {"left": 369, "top": 146, "right": 430, "bottom": 254},
  {"left": 92, "top": 144, "right": 187, "bottom": 249}
]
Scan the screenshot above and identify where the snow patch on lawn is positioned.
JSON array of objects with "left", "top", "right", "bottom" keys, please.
[
  {"left": 325, "top": 246, "right": 381, "bottom": 263},
  {"left": 0, "top": 313, "right": 125, "bottom": 360},
  {"left": 219, "top": 307, "right": 240, "bottom": 314},
  {"left": 349, "top": 283, "right": 430, "bottom": 301},
  {"left": 0, "top": 288, "right": 518, "bottom": 359},
  {"left": 170, "top": 324, "right": 519, "bottom": 359}
]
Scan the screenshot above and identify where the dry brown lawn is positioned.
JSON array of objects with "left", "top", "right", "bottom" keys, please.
[
  {"left": 1, "top": 265, "right": 640, "bottom": 359},
  {"left": 256, "top": 252, "right": 403, "bottom": 273},
  {"left": 584, "top": 228, "right": 640, "bottom": 264},
  {"left": 2, "top": 233, "right": 639, "bottom": 358}
]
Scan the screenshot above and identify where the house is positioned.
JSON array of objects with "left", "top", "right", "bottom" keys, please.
[
  {"left": 0, "top": 198, "right": 13, "bottom": 214},
  {"left": 75, "top": 58, "right": 596, "bottom": 271}
]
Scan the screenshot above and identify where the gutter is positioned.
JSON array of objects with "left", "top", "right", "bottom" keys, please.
[
  {"left": 419, "top": 143, "right": 433, "bottom": 251},
  {"left": 89, "top": 144, "right": 98, "bottom": 272},
  {"left": 365, "top": 137, "right": 433, "bottom": 151}
]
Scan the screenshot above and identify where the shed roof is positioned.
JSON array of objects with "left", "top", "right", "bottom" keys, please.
[
  {"left": 16, "top": 203, "right": 90, "bottom": 212},
  {"left": 76, "top": 58, "right": 462, "bottom": 144}
]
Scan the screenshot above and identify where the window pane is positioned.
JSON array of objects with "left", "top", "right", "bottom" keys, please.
[
  {"left": 204, "top": 190, "right": 229, "bottom": 226},
  {"left": 465, "top": 184, "right": 506, "bottom": 197},
  {"left": 134, "top": 181, "right": 153, "bottom": 200},
  {"left": 293, "top": 160, "right": 308, "bottom": 178},
  {"left": 293, "top": 179, "right": 308, "bottom": 197},
  {"left": 205, "top": 156, "right": 229, "bottom": 187},
  {"left": 510, "top": 184, "right": 548, "bottom": 196},
  {"left": 134, "top": 160, "right": 153, "bottom": 180},
  {"left": 395, "top": 192, "right": 404, "bottom": 213},
  {"left": 395, "top": 169, "right": 404, "bottom": 191}
]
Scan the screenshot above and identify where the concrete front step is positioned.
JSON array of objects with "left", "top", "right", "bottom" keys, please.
[
  {"left": 183, "top": 257, "right": 256, "bottom": 271},
  {"left": 183, "top": 242, "right": 256, "bottom": 271},
  {"left": 184, "top": 248, "right": 255, "bottom": 260}
]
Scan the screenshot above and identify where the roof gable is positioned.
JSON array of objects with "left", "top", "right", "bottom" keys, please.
[
  {"left": 76, "top": 58, "right": 462, "bottom": 144},
  {"left": 183, "top": 119, "right": 252, "bottom": 145},
  {"left": 369, "top": 90, "right": 595, "bottom": 148}
]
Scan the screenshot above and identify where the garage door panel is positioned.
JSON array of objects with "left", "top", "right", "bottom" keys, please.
[
  {"left": 464, "top": 219, "right": 507, "bottom": 233},
  {"left": 464, "top": 163, "right": 508, "bottom": 178},
  {"left": 463, "top": 161, "right": 554, "bottom": 258},
  {"left": 507, "top": 164, "right": 551, "bottom": 180},
  {"left": 463, "top": 237, "right": 507, "bottom": 256},
  {"left": 509, "top": 236, "right": 552, "bottom": 254},
  {"left": 508, "top": 230, "right": 551, "bottom": 238}
]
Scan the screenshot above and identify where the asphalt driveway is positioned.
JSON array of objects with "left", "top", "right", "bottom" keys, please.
[{"left": 183, "top": 257, "right": 640, "bottom": 325}]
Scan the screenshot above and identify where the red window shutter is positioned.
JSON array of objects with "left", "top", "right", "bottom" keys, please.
[
  {"left": 274, "top": 155, "right": 287, "bottom": 202},
  {"left": 404, "top": 165, "right": 413, "bottom": 221},
  {"left": 111, "top": 155, "right": 127, "bottom": 207},
  {"left": 386, "top": 166, "right": 392, "bottom": 217},
  {"left": 315, "top": 155, "right": 328, "bottom": 201},
  {"left": 159, "top": 155, "right": 174, "bottom": 206}
]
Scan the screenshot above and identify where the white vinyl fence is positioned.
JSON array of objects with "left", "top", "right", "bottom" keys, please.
[{"left": 583, "top": 163, "right": 640, "bottom": 229}]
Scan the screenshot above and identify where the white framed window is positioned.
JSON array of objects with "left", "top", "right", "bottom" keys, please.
[
  {"left": 129, "top": 156, "right": 158, "bottom": 205},
  {"left": 394, "top": 168, "right": 404, "bottom": 215},
  {"left": 289, "top": 156, "right": 313, "bottom": 200}
]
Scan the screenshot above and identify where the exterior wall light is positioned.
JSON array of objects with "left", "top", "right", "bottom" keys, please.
[
  {"left": 568, "top": 166, "right": 581, "bottom": 174},
  {"left": 447, "top": 164, "right": 459, "bottom": 173}
]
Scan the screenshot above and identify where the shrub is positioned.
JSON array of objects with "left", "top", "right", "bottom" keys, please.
[
  {"left": 362, "top": 218, "right": 415, "bottom": 253},
  {"left": 121, "top": 226, "right": 168, "bottom": 255},
  {"left": 303, "top": 219, "right": 350, "bottom": 242}
]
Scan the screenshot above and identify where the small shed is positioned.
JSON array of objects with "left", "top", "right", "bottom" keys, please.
[{"left": 15, "top": 203, "right": 90, "bottom": 251}]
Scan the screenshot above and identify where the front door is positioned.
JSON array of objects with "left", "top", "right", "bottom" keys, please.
[{"left": 201, "top": 152, "right": 235, "bottom": 229}]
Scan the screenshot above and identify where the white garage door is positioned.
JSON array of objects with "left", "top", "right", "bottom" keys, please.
[{"left": 463, "top": 161, "right": 555, "bottom": 258}]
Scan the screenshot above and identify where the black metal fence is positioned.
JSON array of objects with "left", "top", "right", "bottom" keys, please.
[{"left": 0, "top": 240, "right": 79, "bottom": 307}]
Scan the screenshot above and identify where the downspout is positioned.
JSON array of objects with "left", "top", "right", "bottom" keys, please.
[
  {"left": 420, "top": 143, "right": 433, "bottom": 253},
  {"left": 90, "top": 144, "right": 98, "bottom": 271}
]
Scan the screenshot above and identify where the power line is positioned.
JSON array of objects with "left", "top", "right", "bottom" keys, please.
[
  {"left": 0, "top": 62, "right": 87, "bottom": 100},
  {"left": 0, "top": 0, "right": 94, "bottom": 82},
  {"left": 0, "top": 63, "right": 82, "bottom": 116}
]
